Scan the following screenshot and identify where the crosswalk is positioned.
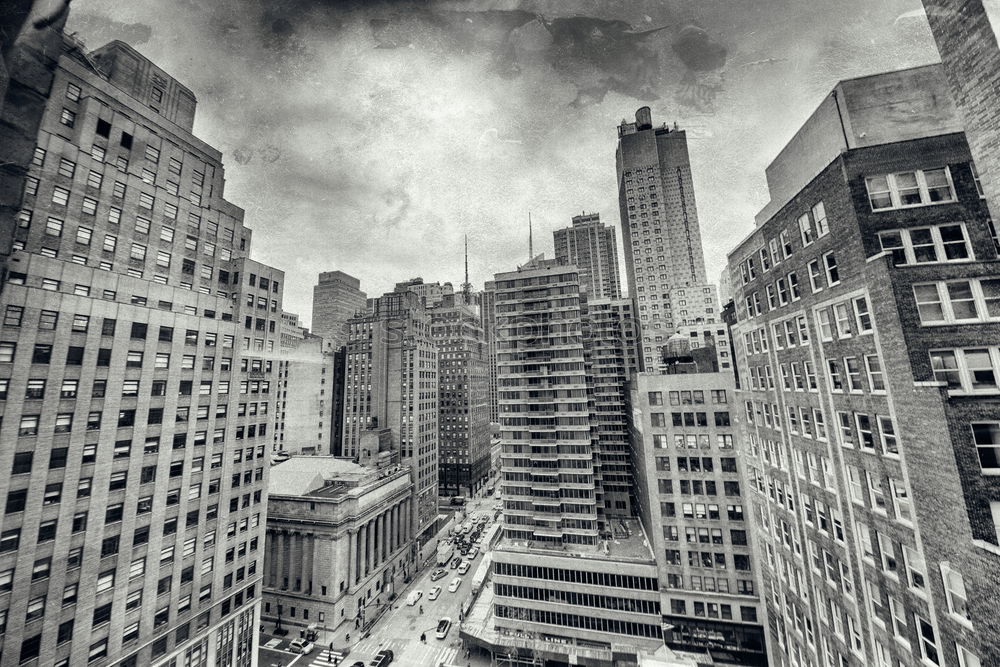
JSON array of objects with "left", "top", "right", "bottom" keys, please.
[{"left": 303, "top": 640, "right": 461, "bottom": 667}]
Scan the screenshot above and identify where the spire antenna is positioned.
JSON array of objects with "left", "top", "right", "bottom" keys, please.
[
  {"left": 464, "top": 234, "right": 469, "bottom": 286},
  {"left": 528, "top": 211, "right": 534, "bottom": 258}
]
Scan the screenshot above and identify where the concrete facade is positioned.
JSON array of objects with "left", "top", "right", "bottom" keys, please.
[
  {"left": 0, "top": 37, "right": 277, "bottom": 667},
  {"left": 312, "top": 270, "right": 366, "bottom": 354},
  {"left": 274, "top": 335, "right": 332, "bottom": 455},
  {"left": 553, "top": 212, "right": 622, "bottom": 300},
  {"left": 728, "top": 68, "right": 999, "bottom": 667},
  {"left": 629, "top": 371, "right": 766, "bottom": 664},
  {"left": 616, "top": 108, "right": 720, "bottom": 371}
]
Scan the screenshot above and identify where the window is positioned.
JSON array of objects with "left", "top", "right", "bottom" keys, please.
[
  {"left": 915, "top": 614, "right": 941, "bottom": 664},
  {"left": 879, "top": 224, "right": 971, "bottom": 267},
  {"left": 972, "top": 422, "right": 1000, "bottom": 474},
  {"left": 798, "top": 213, "right": 814, "bottom": 246},
  {"left": 823, "top": 252, "right": 839, "bottom": 285},
  {"left": 60, "top": 107, "right": 76, "bottom": 127},
  {"left": 866, "top": 168, "right": 955, "bottom": 210}
]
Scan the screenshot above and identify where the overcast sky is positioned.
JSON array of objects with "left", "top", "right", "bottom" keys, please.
[{"left": 68, "top": 0, "right": 940, "bottom": 328}]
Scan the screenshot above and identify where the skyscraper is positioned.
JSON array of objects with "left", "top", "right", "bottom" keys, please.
[
  {"left": 475, "top": 257, "right": 666, "bottom": 665},
  {"left": 342, "top": 291, "right": 439, "bottom": 542},
  {"left": 0, "top": 35, "right": 277, "bottom": 666},
  {"left": 552, "top": 211, "right": 622, "bottom": 299},
  {"left": 428, "top": 298, "right": 491, "bottom": 496},
  {"left": 479, "top": 280, "right": 499, "bottom": 425},
  {"left": 616, "top": 107, "right": 719, "bottom": 370},
  {"left": 312, "top": 270, "right": 366, "bottom": 353},
  {"left": 728, "top": 64, "right": 999, "bottom": 667}
]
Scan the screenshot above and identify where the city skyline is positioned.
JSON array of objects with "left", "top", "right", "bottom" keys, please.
[{"left": 65, "top": 0, "right": 943, "bottom": 326}]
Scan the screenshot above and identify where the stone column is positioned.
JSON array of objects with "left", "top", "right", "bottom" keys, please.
[
  {"left": 274, "top": 530, "right": 285, "bottom": 589},
  {"left": 349, "top": 529, "right": 357, "bottom": 585},
  {"left": 390, "top": 505, "right": 398, "bottom": 554},
  {"left": 359, "top": 522, "right": 368, "bottom": 580},
  {"left": 366, "top": 519, "right": 374, "bottom": 575},
  {"left": 303, "top": 534, "right": 313, "bottom": 594},
  {"left": 280, "top": 531, "right": 289, "bottom": 589}
]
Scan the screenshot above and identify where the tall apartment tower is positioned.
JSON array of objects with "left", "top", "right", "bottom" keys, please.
[
  {"left": 312, "top": 270, "right": 366, "bottom": 353},
  {"left": 428, "top": 299, "right": 491, "bottom": 496},
  {"left": 728, "top": 65, "right": 998, "bottom": 667},
  {"left": 628, "top": 347, "right": 767, "bottom": 664},
  {"left": 616, "top": 107, "right": 719, "bottom": 370},
  {"left": 0, "top": 37, "right": 277, "bottom": 666},
  {"left": 587, "top": 297, "right": 638, "bottom": 515},
  {"left": 552, "top": 212, "right": 622, "bottom": 299},
  {"left": 342, "top": 291, "right": 439, "bottom": 542}
]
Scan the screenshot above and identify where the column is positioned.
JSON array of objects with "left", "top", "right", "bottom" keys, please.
[
  {"left": 380, "top": 512, "right": 388, "bottom": 562},
  {"left": 279, "top": 531, "right": 289, "bottom": 589},
  {"left": 303, "top": 534, "right": 313, "bottom": 594},
  {"left": 358, "top": 523, "right": 368, "bottom": 581},
  {"left": 274, "top": 530, "right": 285, "bottom": 589},
  {"left": 265, "top": 531, "right": 275, "bottom": 587},
  {"left": 311, "top": 535, "right": 323, "bottom": 596},
  {"left": 390, "top": 505, "right": 398, "bottom": 554},
  {"left": 366, "top": 519, "right": 374, "bottom": 575}
]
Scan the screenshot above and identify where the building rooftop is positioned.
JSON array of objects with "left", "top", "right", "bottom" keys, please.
[
  {"left": 498, "top": 518, "right": 654, "bottom": 562},
  {"left": 268, "top": 456, "right": 377, "bottom": 498}
]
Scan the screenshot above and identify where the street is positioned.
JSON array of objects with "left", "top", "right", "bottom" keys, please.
[{"left": 263, "top": 493, "right": 499, "bottom": 667}]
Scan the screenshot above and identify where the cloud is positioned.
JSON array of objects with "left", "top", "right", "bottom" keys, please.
[{"left": 67, "top": 0, "right": 939, "bottom": 327}]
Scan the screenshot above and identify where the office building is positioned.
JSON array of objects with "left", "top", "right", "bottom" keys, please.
[
  {"left": 262, "top": 454, "right": 414, "bottom": 640},
  {"left": 552, "top": 212, "right": 622, "bottom": 299},
  {"left": 480, "top": 281, "right": 499, "bottom": 425},
  {"left": 342, "top": 291, "right": 439, "bottom": 543},
  {"left": 463, "top": 257, "right": 668, "bottom": 665},
  {"left": 312, "top": 271, "right": 366, "bottom": 353},
  {"left": 393, "top": 277, "right": 453, "bottom": 309},
  {"left": 278, "top": 311, "right": 307, "bottom": 351},
  {"left": 588, "top": 297, "right": 638, "bottom": 516},
  {"left": 728, "top": 64, "right": 998, "bottom": 667},
  {"left": 629, "top": 350, "right": 767, "bottom": 664},
  {"left": 616, "top": 107, "right": 720, "bottom": 371},
  {"left": 0, "top": 36, "right": 276, "bottom": 666},
  {"left": 428, "top": 298, "right": 491, "bottom": 496}
]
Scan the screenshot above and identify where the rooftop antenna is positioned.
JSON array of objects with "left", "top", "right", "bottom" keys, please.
[
  {"left": 528, "top": 211, "right": 534, "bottom": 258},
  {"left": 462, "top": 234, "right": 472, "bottom": 301}
]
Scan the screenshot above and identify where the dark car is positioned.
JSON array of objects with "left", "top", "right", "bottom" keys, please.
[
  {"left": 430, "top": 568, "right": 447, "bottom": 581},
  {"left": 351, "top": 662, "right": 365, "bottom": 667},
  {"left": 370, "top": 649, "right": 394, "bottom": 667},
  {"left": 450, "top": 556, "right": 461, "bottom": 569}
]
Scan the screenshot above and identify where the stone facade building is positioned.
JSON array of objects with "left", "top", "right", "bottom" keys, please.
[
  {"left": 728, "top": 64, "right": 999, "bottom": 667},
  {"left": 262, "top": 455, "right": 414, "bottom": 640},
  {"left": 0, "top": 36, "right": 279, "bottom": 667}
]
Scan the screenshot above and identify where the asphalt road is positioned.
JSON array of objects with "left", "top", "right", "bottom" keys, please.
[
  {"left": 290, "top": 494, "right": 499, "bottom": 667},
  {"left": 349, "top": 495, "right": 496, "bottom": 667}
]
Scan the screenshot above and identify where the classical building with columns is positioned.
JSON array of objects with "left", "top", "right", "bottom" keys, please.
[{"left": 261, "top": 455, "right": 415, "bottom": 639}]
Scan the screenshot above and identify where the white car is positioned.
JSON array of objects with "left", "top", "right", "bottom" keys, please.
[
  {"left": 428, "top": 585, "right": 442, "bottom": 601},
  {"left": 468, "top": 547, "right": 479, "bottom": 559},
  {"left": 448, "top": 577, "right": 462, "bottom": 593},
  {"left": 288, "top": 639, "right": 314, "bottom": 654},
  {"left": 436, "top": 617, "right": 452, "bottom": 640},
  {"left": 457, "top": 560, "right": 470, "bottom": 575},
  {"left": 405, "top": 590, "right": 423, "bottom": 606}
]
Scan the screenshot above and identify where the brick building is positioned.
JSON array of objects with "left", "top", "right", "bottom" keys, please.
[
  {"left": 0, "top": 36, "right": 279, "bottom": 666},
  {"left": 428, "top": 298, "right": 491, "bottom": 496},
  {"left": 728, "top": 64, "right": 999, "bottom": 667},
  {"left": 342, "top": 291, "right": 439, "bottom": 543}
]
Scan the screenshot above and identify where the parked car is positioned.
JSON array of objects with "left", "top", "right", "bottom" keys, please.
[
  {"left": 289, "top": 639, "right": 315, "bottom": 654},
  {"left": 430, "top": 568, "right": 447, "bottom": 581},
  {"left": 371, "top": 649, "right": 394, "bottom": 666},
  {"left": 436, "top": 617, "right": 452, "bottom": 640},
  {"left": 428, "top": 585, "right": 442, "bottom": 600},
  {"left": 448, "top": 577, "right": 462, "bottom": 593},
  {"left": 405, "top": 590, "right": 423, "bottom": 606},
  {"left": 457, "top": 560, "right": 470, "bottom": 575}
]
